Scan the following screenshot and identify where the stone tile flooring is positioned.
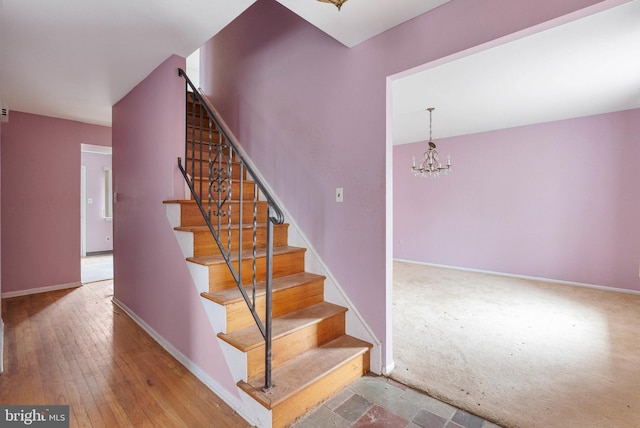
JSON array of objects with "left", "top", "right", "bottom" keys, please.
[
  {"left": 292, "top": 375, "right": 501, "bottom": 428},
  {"left": 81, "top": 253, "right": 113, "bottom": 283}
]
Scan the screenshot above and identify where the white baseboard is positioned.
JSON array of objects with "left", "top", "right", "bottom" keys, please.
[
  {"left": 394, "top": 258, "right": 640, "bottom": 296},
  {"left": 382, "top": 361, "right": 395, "bottom": 376},
  {"left": 1, "top": 281, "right": 82, "bottom": 298},
  {"left": 111, "top": 297, "right": 256, "bottom": 426}
]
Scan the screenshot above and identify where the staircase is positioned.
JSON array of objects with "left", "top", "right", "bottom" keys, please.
[{"left": 164, "top": 71, "right": 371, "bottom": 427}]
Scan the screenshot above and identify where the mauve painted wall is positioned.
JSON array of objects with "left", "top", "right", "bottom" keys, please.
[
  {"left": 1, "top": 112, "right": 111, "bottom": 293},
  {"left": 111, "top": 54, "right": 238, "bottom": 393},
  {"left": 395, "top": 109, "right": 640, "bottom": 291},
  {"left": 201, "top": 0, "right": 604, "bottom": 369},
  {"left": 81, "top": 151, "right": 113, "bottom": 253}
]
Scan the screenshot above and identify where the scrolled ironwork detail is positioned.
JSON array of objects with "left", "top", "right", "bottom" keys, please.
[{"left": 177, "top": 68, "right": 282, "bottom": 391}]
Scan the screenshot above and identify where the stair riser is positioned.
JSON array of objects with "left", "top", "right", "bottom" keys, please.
[
  {"left": 186, "top": 92, "right": 201, "bottom": 103},
  {"left": 183, "top": 144, "right": 235, "bottom": 160},
  {"left": 273, "top": 352, "right": 370, "bottom": 428},
  {"left": 186, "top": 125, "right": 221, "bottom": 142},
  {"left": 208, "top": 251, "right": 305, "bottom": 292},
  {"left": 188, "top": 179, "right": 256, "bottom": 202},
  {"left": 246, "top": 312, "right": 345, "bottom": 382},
  {"left": 185, "top": 160, "right": 246, "bottom": 180},
  {"left": 179, "top": 202, "right": 268, "bottom": 227},
  {"left": 178, "top": 94, "right": 372, "bottom": 428},
  {"left": 225, "top": 278, "right": 324, "bottom": 333},
  {"left": 187, "top": 99, "right": 207, "bottom": 115},
  {"left": 186, "top": 114, "right": 215, "bottom": 129},
  {"left": 192, "top": 225, "right": 289, "bottom": 258}
]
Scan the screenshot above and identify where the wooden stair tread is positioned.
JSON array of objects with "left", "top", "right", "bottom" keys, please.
[
  {"left": 163, "top": 199, "right": 264, "bottom": 206},
  {"left": 186, "top": 123, "right": 216, "bottom": 129},
  {"left": 175, "top": 223, "right": 285, "bottom": 233},
  {"left": 183, "top": 145, "right": 231, "bottom": 153},
  {"left": 164, "top": 199, "right": 200, "bottom": 205},
  {"left": 187, "top": 245, "right": 305, "bottom": 266},
  {"left": 238, "top": 335, "right": 371, "bottom": 409},
  {"left": 201, "top": 272, "right": 324, "bottom": 306},
  {"left": 184, "top": 158, "right": 242, "bottom": 165},
  {"left": 219, "top": 301, "right": 346, "bottom": 352},
  {"left": 189, "top": 174, "right": 247, "bottom": 180},
  {"left": 176, "top": 91, "right": 372, "bottom": 426}
]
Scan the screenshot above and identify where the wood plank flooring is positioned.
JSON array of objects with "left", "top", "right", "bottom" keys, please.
[{"left": 0, "top": 281, "right": 251, "bottom": 428}]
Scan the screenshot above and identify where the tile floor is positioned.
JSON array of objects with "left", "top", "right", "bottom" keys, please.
[
  {"left": 292, "top": 375, "right": 501, "bottom": 428},
  {"left": 81, "top": 252, "right": 114, "bottom": 283}
]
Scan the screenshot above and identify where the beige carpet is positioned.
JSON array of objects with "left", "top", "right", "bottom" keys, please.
[{"left": 391, "top": 261, "right": 640, "bottom": 428}]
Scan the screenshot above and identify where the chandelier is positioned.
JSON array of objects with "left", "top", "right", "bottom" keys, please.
[
  {"left": 411, "top": 108, "right": 452, "bottom": 177},
  {"left": 318, "top": 0, "right": 348, "bottom": 11}
]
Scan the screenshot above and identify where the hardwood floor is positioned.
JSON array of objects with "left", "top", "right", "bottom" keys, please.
[{"left": 0, "top": 281, "right": 251, "bottom": 427}]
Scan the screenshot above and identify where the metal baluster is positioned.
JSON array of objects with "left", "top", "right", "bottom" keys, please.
[
  {"left": 227, "top": 145, "right": 242, "bottom": 288},
  {"left": 178, "top": 68, "right": 285, "bottom": 395},
  {"left": 252, "top": 180, "right": 258, "bottom": 311},
  {"left": 263, "top": 206, "right": 274, "bottom": 391},
  {"left": 185, "top": 82, "right": 189, "bottom": 185},
  {"left": 190, "top": 90, "right": 196, "bottom": 195},
  {"left": 238, "top": 159, "right": 244, "bottom": 299},
  {"left": 213, "top": 126, "right": 220, "bottom": 241}
]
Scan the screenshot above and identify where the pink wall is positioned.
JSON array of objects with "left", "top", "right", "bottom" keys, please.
[
  {"left": 395, "top": 109, "right": 640, "bottom": 291},
  {"left": 201, "top": 0, "right": 605, "bottom": 369},
  {"left": 111, "top": 54, "right": 238, "bottom": 393},
  {"left": 81, "top": 151, "right": 113, "bottom": 253},
  {"left": 1, "top": 112, "right": 111, "bottom": 293}
]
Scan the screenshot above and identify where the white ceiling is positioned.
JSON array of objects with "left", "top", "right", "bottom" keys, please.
[
  {"left": 0, "top": 0, "right": 448, "bottom": 127},
  {"left": 0, "top": 0, "right": 261, "bottom": 127},
  {"left": 2, "top": 0, "right": 637, "bottom": 135},
  {"left": 392, "top": 0, "right": 640, "bottom": 145},
  {"left": 276, "top": 0, "right": 449, "bottom": 48}
]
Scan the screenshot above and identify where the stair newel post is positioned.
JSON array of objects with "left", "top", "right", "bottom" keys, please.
[{"left": 263, "top": 206, "right": 275, "bottom": 392}]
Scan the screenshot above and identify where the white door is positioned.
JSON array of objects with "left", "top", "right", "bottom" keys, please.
[{"left": 80, "top": 165, "right": 87, "bottom": 257}]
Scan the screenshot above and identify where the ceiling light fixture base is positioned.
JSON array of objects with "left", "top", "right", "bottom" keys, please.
[{"left": 317, "top": 0, "right": 348, "bottom": 11}]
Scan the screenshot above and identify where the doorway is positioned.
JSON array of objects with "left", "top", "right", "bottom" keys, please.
[{"left": 80, "top": 144, "right": 113, "bottom": 283}]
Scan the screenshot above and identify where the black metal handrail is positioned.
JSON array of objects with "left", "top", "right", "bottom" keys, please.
[{"left": 177, "top": 68, "right": 283, "bottom": 391}]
